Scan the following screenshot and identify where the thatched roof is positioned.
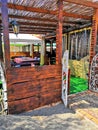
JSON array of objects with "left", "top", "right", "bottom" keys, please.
[{"left": 0, "top": 0, "right": 98, "bottom": 35}]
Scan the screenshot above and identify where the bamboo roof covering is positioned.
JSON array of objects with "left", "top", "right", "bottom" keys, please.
[{"left": 0, "top": 0, "right": 98, "bottom": 35}]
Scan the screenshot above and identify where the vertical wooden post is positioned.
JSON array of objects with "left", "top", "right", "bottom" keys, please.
[
  {"left": 32, "top": 44, "right": 34, "bottom": 58},
  {"left": 31, "top": 44, "right": 34, "bottom": 58},
  {"left": 40, "top": 37, "right": 45, "bottom": 66},
  {"left": 89, "top": 9, "right": 98, "bottom": 64},
  {"left": 0, "top": 31, "right": 3, "bottom": 61},
  {"left": 56, "top": 0, "right": 63, "bottom": 64},
  {"left": 38, "top": 43, "right": 40, "bottom": 53},
  {"left": 1, "top": 0, "right": 10, "bottom": 68},
  {"left": 50, "top": 40, "right": 53, "bottom": 55}
]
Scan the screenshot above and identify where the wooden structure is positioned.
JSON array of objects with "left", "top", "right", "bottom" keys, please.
[{"left": 0, "top": 0, "right": 98, "bottom": 114}]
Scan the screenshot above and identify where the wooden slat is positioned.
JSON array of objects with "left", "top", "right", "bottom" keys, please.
[
  {"left": 7, "top": 81, "right": 40, "bottom": 101},
  {"left": 39, "top": 90, "right": 61, "bottom": 107},
  {"left": 64, "top": 0, "right": 98, "bottom": 9},
  {"left": 8, "top": 96, "right": 40, "bottom": 114},
  {"left": 7, "top": 65, "right": 62, "bottom": 84}
]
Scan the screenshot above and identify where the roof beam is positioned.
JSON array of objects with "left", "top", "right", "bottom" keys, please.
[
  {"left": 9, "top": 30, "right": 53, "bottom": 34},
  {"left": 9, "top": 31, "right": 48, "bottom": 34},
  {"left": 9, "top": 29, "right": 53, "bottom": 33},
  {"left": 20, "top": 25, "right": 56, "bottom": 29},
  {"left": 8, "top": 14, "right": 56, "bottom": 23},
  {"left": 0, "top": 20, "right": 56, "bottom": 27},
  {"left": 19, "top": 27, "right": 55, "bottom": 31},
  {"left": 18, "top": 21, "right": 56, "bottom": 27},
  {"left": 6, "top": 14, "right": 84, "bottom": 25},
  {"left": 9, "top": 29, "right": 55, "bottom": 33},
  {"left": 63, "top": 12, "right": 91, "bottom": 20},
  {"left": 1, "top": 3, "right": 91, "bottom": 20},
  {"left": 63, "top": 0, "right": 98, "bottom": 9}
]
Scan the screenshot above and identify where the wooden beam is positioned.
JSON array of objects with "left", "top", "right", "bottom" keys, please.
[
  {"left": 19, "top": 27, "right": 55, "bottom": 31},
  {"left": 63, "top": 12, "right": 91, "bottom": 20},
  {"left": 1, "top": 0, "right": 10, "bottom": 68},
  {"left": 9, "top": 27, "right": 53, "bottom": 31},
  {"left": 56, "top": 0, "right": 63, "bottom": 64},
  {"left": 9, "top": 28, "right": 54, "bottom": 33},
  {"left": 16, "top": 21, "right": 57, "bottom": 27},
  {"left": 0, "top": 14, "right": 87, "bottom": 25},
  {"left": 19, "top": 25, "right": 56, "bottom": 29},
  {"left": 9, "top": 28, "right": 54, "bottom": 32},
  {"left": 0, "top": 2, "right": 91, "bottom": 20},
  {"left": 9, "top": 30, "right": 53, "bottom": 34},
  {"left": 63, "top": 0, "right": 98, "bottom": 9},
  {"left": 8, "top": 14, "right": 56, "bottom": 23}
]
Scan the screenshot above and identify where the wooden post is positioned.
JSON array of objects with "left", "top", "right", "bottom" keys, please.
[
  {"left": 32, "top": 44, "right": 34, "bottom": 58},
  {"left": 38, "top": 43, "right": 40, "bottom": 53},
  {"left": 0, "top": 31, "right": 3, "bottom": 61},
  {"left": 30, "top": 44, "right": 34, "bottom": 58},
  {"left": 50, "top": 40, "right": 53, "bottom": 55},
  {"left": 56, "top": 0, "right": 63, "bottom": 64},
  {"left": 40, "top": 37, "right": 45, "bottom": 66},
  {"left": 1, "top": 0, "right": 10, "bottom": 68},
  {"left": 89, "top": 9, "right": 98, "bottom": 64}
]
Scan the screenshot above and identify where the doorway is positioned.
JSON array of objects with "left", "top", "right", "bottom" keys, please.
[{"left": 68, "top": 28, "right": 91, "bottom": 94}]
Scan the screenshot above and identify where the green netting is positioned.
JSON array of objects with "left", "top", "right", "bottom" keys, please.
[{"left": 70, "top": 76, "right": 88, "bottom": 94}]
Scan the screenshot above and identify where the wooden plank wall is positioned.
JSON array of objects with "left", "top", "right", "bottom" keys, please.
[{"left": 6, "top": 65, "right": 62, "bottom": 114}]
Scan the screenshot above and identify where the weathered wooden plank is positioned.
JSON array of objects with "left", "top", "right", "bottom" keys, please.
[
  {"left": 7, "top": 81, "right": 40, "bottom": 101},
  {"left": 39, "top": 90, "right": 61, "bottom": 106},
  {"left": 6, "top": 65, "right": 62, "bottom": 83},
  {"left": 8, "top": 96, "right": 39, "bottom": 114}
]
